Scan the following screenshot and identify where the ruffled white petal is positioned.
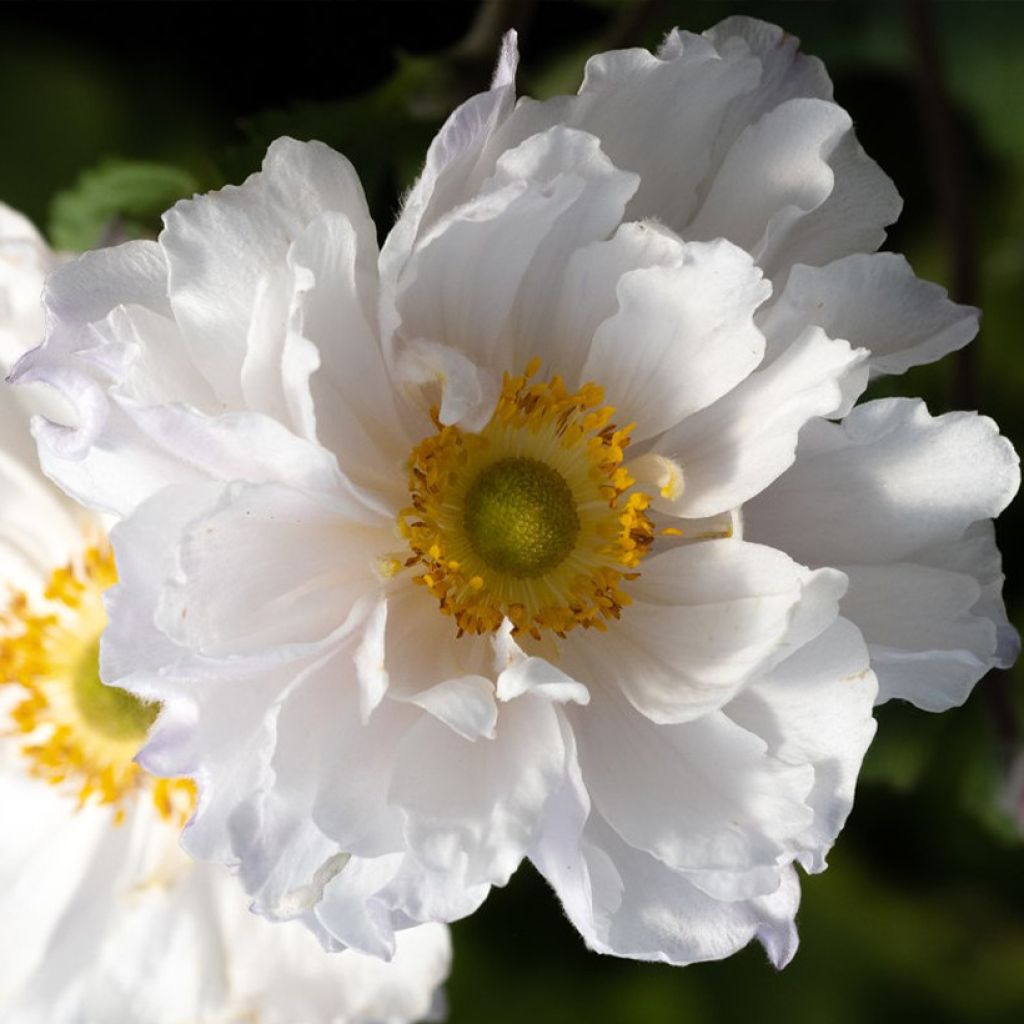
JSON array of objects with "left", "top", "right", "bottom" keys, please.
[
  {"left": 154, "top": 480, "right": 388, "bottom": 657},
  {"left": 746, "top": 399, "right": 1019, "bottom": 566},
  {"left": 285, "top": 211, "right": 412, "bottom": 504},
  {"left": 390, "top": 691, "right": 573, "bottom": 889},
  {"left": 394, "top": 125, "right": 638, "bottom": 381},
  {"left": 530, "top": 758, "right": 803, "bottom": 967},
  {"left": 552, "top": 220, "right": 686, "bottom": 389},
  {"left": 0, "top": 761, "right": 452, "bottom": 1024},
  {"left": 758, "top": 252, "right": 978, "bottom": 378},
  {"left": 687, "top": 97, "right": 900, "bottom": 280},
  {"left": 745, "top": 399, "right": 1020, "bottom": 709},
  {"left": 163, "top": 138, "right": 376, "bottom": 406},
  {"left": 466, "top": 17, "right": 892, "bottom": 288},
  {"left": 727, "top": 618, "right": 877, "bottom": 871},
  {"left": 840, "top": 563, "right": 1001, "bottom": 711},
  {"left": 562, "top": 541, "right": 818, "bottom": 724},
  {"left": 380, "top": 30, "right": 520, "bottom": 315},
  {"left": 12, "top": 143, "right": 393, "bottom": 520},
  {"left": 652, "top": 326, "right": 867, "bottom": 517},
  {"left": 579, "top": 237, "right": 768, "bottom": 442},
  {"left": 487, "top": 28, "right": 767, "bottom": 230},
  {"left": 571, "top": 687, "right": 813, "bottom": 886}
]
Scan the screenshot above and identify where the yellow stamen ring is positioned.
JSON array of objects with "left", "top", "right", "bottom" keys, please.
[
  {"left": 0, "top": 542, "right": 194, "bottom": 825},
  {"left": 400, "top": 361, "right": 656, "bottom": 639}
]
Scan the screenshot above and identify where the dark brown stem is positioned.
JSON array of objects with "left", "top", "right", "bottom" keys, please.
[
  {"left": 907, "top": 0, "right": 1018, "bottom": 764},
  {"left": 906, "top": 0, "right": 978, "bottom": 409}
]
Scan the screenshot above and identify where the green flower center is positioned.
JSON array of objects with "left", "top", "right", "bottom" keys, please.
[
  {"left": 462, "top": 456, "right": 580, "bottom": 578},
  {"left": 73, "top": 639, "right": 159, "bottom": 741}
]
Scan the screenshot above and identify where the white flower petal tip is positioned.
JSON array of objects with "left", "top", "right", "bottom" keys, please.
[
  {"left": 8, "top": 11, "right": 1017, "bottom": 973},
  {"left": 492, "top": 29, "right": 519, "bottom": 88}
]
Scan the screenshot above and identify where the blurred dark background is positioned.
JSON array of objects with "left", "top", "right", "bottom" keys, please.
[{"left": 3, "top": 2, "right": 1023, "bottom": 1021}]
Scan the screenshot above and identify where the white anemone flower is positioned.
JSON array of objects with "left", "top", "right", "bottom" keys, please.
[
  {"left": 0, "top": 205, "right": 451, "bottom": 1024},
  {"left": 11, "top": 18, "right": 1018, "bottom": 967}
]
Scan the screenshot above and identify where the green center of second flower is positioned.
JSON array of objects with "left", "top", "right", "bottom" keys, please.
[
  {"left": 73, "top": 639, "right": 159, "bottom": 741},
  {"left": 462, "top": 456, "right": 580, "bottom": 578}
]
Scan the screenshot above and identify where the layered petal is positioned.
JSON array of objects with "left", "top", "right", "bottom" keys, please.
[
  {"left": 562, "top": 541, "right": 820, "bottom": 724},
  {"left": 579, "top": 237, "right": 768, "bottom": 442},
  {"left": 571, "top": 688, "right": 813, "bottom": 888},
  {"left": 530, "top": 757, "right": 803, "bottom": 967},
  {"left": 380, "top": 30, "right": 519, "bottom": 304},
  {"left": 11, "top": 141, "right": 389, "bottom": 519},
  {"left": 758, "top": 252, "right": 979, "bottom": 376},
  {"left": 727, "top": 618, "right": 877, "bottom": 871},
  {"left": 745, "top": 399, "right": 1020, "bottom": 708},
  {"left": 652, "top": 325, "right": 866, "bottom": 517},
  {"left": 393, "top": 125, "right": 638, "bottom": 392},
  {"left": 390, "top": 686, "right": 579, "bottom": 889},
  {"left": 746, "top": 400, "right": 1019, "bottom": 566},
  {"left": 163, "top": 137, "right": 377, "bottom": 407},
  {"left": 687, "top": 98, "right": 900, "bottom": 280},
  {"left": 154, "top": 480, "right": 388, "bottom": 657}
]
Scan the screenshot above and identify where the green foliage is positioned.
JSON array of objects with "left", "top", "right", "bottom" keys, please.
[{"left": 49, "top": 160, "right": 198, "bottom": 250}]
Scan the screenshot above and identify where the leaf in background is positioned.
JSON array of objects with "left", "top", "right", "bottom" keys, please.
[{"left": 49, "top": 160, "right": 198, "bottom": 251}]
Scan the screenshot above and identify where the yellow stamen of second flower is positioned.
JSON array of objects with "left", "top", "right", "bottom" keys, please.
[
  {"left": 0, "top": 541, "right": 194, "bottom": 825},
  {"left": 400, "top": 360, "right": 656, "bottom": 640}
]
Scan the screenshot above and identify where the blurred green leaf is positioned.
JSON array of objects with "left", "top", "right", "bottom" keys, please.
[{"left": 49, "top": 160, "right": 198, "bottom": 251}]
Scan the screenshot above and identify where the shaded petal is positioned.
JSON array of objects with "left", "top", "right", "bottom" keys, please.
[
  {"left": 580, "top": 238, "right": 768, "bottom": 441},
  {"left": 531, "top": 763, "right": 803, "bottom": 967},
  {"left": 553, "top": 220, "right": 687, "bottom": 389},
  {"left": 155, "top": 480, "right": 388, "bottom": 657},
  {"left": 745, "top": 399, "right": 1019, "bottom": 712},
  {"left": 573, "top": 689, "right": 812, "bottom": 882},
  {"left": 653, "top": 326, "right": 866, "bottom": 517},
  {"left": 390, "top": 695, "right": 570, "bottom": 888},
  {"left": 475, "top": 17, "right": 836, "bottom": 253},
  {"left": 394, "top": 126, "right": 638, "bottom": 377},
  {"left": 563, "top": 541, "right": 816, "bottom": 724},
  {"left": 745, "top": 399, "right": 1019, "bottom": 567},
  {"left": 394, "top": 337, "right": 499, "bottom": 433},
  {"left": 379, "top": 585, "right": 496, "bottom": 711},
  {"left": 591, "top": 816, "right": 803, "bottom": 968},
  {"left": 727, "top": 618, "right": 877, "bottom": 872},
  {"left": 758, "top": 252, "right": 978, "bottom": 377},
  {"left": 918, "top": 520, "right": 1019, "bottom": 671},
  {"left": 22, "top": 299, "right": 346, "bottom": 517},
  {"left": 380, "top": 30, "right": 519, "bottom": 310},
  {"left": 841, "top": 563, "right": 1001, "bottom": 711},
  {"left": 688, "top": 98, "right": 900, "bottom": 279},
  {"left": 315, "top": 853, "right": 488, "bottom": 959},
  {"left": 295, "top": 647, "right": 412, "bottom": 861},
  {"left": 485, "top": 34, "right": 761, "bottom": 230},
  {"left": 287, "top": 212, "right": 411, "bottom": 506},
  {"left": 162, "top": 138, "right": 376, "bottom": 406},
  {"left": 102, "top": 482, "right": 226, "bottom": 696}
]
